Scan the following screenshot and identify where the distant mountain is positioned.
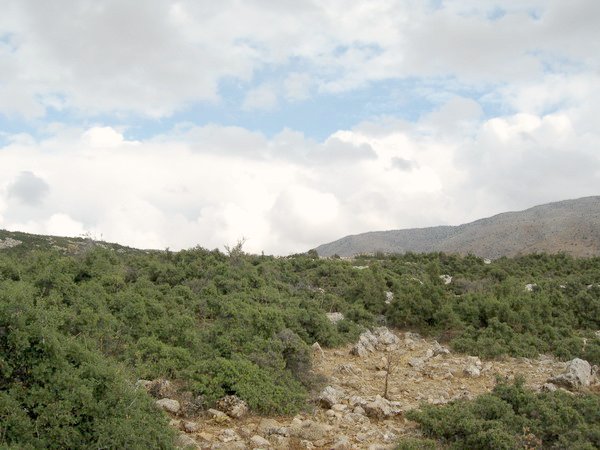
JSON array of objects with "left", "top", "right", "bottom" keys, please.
[{"left": 315, "top": 196, "right": 600, "bottom": 258}]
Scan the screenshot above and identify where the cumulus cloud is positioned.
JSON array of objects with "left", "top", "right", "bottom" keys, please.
[
  {"left": 7, "top": 171, "right": 49, "bottom": 205},
  {"left": 0, "top": 89, "right": 598, "bottom": 255}
]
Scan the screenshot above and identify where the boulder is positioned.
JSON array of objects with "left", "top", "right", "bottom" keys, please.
[
  {"left": 351, "top": 330, "right": 378, "bottom": 357},
  {"left": 373, "top": 327, "right": 399, "bottom": 347},
  {"left": 464, "top": 365, "right": 481, "bottom": 378},
  {"left": 250, "top": 435, "right": 271, "bottom": 448},
  {"left": 175, "top": 433, "right": 199, "bottom": 448},
  {"left": 207, "top": 408, "right": 230, "bottom": 423},
  {"left": 363, "top": 395, "right": 402, "bottom": 419},
  {"left": 219, "top": 428, "right": 240, "bottom": 443},
  {"left": 318, "top": 385, "right": 344, "bottom": 408},
  {"left": 311, "top": 342, "right": 324, "bottom": 359},
  {"left": 289, "top": 419, "right": 332, "bottom": 441},
  {"left": 156, "top": 398, "right": 181, "bottom": 414},
  {"left": 257, "top": 418, "right": 283, "bottom": 436},
  {"left": 548, "top": 358, "right": 593, "bottom": 389},
  {"left": 182, "top": 421, "right": 199, "bottom": 433},
  {"left": 432, "top": 341, "right": 451, "bottom": 356},
  {"left": 216, "top": 395, "right": 248, "bottom": 419}
]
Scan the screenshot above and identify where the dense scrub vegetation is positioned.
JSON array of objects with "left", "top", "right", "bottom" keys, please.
[
  {"left": 1, "top": 238, "right": 599, "bottom": 448},
  {"left": 407, "top": 378, "right": 600, "bottom": 449}
]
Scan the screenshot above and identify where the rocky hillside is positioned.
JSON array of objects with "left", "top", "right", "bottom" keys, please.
[
  {"left": 155, "top": 327, "right": 598, "bottom": 449},
  {"left": 315, "top": 196, "right": 600, "bottom": 258}
]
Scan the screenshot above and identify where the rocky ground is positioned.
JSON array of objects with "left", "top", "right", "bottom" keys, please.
[{"left": 148, "top": 328, "right": 598, "bottom": 449}]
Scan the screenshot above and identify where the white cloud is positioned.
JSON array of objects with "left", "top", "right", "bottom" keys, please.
[
  {"left": 241, "top": 84, "right": 279, "bottom": 111},
  {"left": 1, "top": 88, "right": 597, "bottom": 255},
  {"left": 1, "top": 0, "right": 599, "bottom": 116}
]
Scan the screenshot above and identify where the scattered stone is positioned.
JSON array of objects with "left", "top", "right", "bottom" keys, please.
[
  {"left": 156, "top": 398, "right": 181, "bottom": 414},
  {"left": 216, "top": 395, "right": 248, "bottom": 419},
  {"left": 207, "top": 408, "right": 230, "bottom": 423},
  {"left": 464, "top": 365, "right": 481, "bottom": 378},
  {"left": 326, "top": 312, "right": 345, "bottom": 324},
  {"left": 318, "top": 385, "right": 345, "bottom": 408},
  {"left": 289, "top": 419, "right": 332, "bottom": 441},
  {"left": 250, "top": 435, "right": 271, "bottom": 448},
  {"left": 548, "top": 358, "right": 593, "bottom": 389},
  {"left": 219, "top": 428, "right": 240, "bottom": 443},
  {"left": 363, "top": 395, "right": 402, "bottom": 419},
  {"left": 182, "top": 421, "right": 199, "bottom": 433},
  {"left": 257, "top": 418, "right": 283, "bottom": 436},
  {"left": 175, "top": 433, "right": 198, "bottom": 448},
  {"left": 331, "top": 435, "right": 352, "bottom": 449},
  {"left": 432, "top": 341, "right": 451, "bottom": 356},
  {"left": 483, "top": 258, "right": 492, "bottom": 265}
]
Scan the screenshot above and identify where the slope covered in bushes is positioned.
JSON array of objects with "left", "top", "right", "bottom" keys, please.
[{"left": 0, "top": 238, "right": 599, "bottom": 448}]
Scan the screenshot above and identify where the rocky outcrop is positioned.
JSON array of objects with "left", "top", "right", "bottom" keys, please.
[
  {"left": 548, "top": 358, "right": 593, "bottom": 390},
  {"left": 318, "top": 385, "right": 345, "bottom": 408},
  {"left": 216, "top": 395, "right": 248, "bottom": 419},
  {"left": 351, "top": 327, "right": 399, "bottom": 357}
]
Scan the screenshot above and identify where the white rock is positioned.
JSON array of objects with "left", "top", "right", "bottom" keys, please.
[
  {"left": 250, "top": 434, "right": 271, "bottom": 448},
  {"left": 156, "top": 398, "right": 180, "bottom": 414},
  {"left": 549, "top": 358, "right": 593, "bottom": 389},
  {"left": 326, "top": 312, "right": 345, "bottom": 324},
  {"left": 439, "top": 274, "right": 452, "bottom": 285},
  {"left": 464, "top": 365, "right": 481, "bottom": 378},
  {"left": 219, "top": 428, "right": 240, "bottom": 443},
  {"left": 216, "top": 395, "right": 248, "bottom": 419},
  {"left": 318, "top": 385, "right": 345, "bottom": 408}
]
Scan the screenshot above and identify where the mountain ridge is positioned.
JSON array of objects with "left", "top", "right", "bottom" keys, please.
[{"left": 315, "top": 196, "right": 600, "bottom": 258}]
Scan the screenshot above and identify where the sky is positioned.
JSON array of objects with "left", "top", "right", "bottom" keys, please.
[{"left": 1, "top": 0, "right": 599, "bottom": 254}]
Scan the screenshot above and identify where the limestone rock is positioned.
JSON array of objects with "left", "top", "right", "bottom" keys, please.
[
  {"left": 289, "top": 419, "right": 332, "bottom": 441},
  {"left": 331, "top": 435, "right": 352, "bottom": 449},
  {"left": 257, "top": 418, "right": 283, "bottom": 436},
  {"left": 326, "top": 312, "right": 345, "bottom": 324},
  {"left": 464, "top": 365, "right": 481, "bottom": 378},
  {"left": 548, "top": 358, "right": 593, "bottom": 389},
  {"left": 207, "top": 408, "right": 230, "bottom": 423},
  {"left": 250, "top": 435, "right": 271, "bottom": 448},
  {"left": 318, "top": 385, "right": 345, "bottom": 408},
  {"left": 312, "top": 342, "right": 325, "bottom": 359},
  {"left": 219, "top": 428, "right": 240, "bottom": 443},
  {"left": 175, "top": 433, "right": 199, "bottom": 448},
  {"left": 156, "top": 398, "right": 181, "bottom": 414},
  {"left": 363, "top": 395, "right": 402, "bottom": 419},
  {"left": 182, "top": 421, "right": 200, "bottom": 433},
  {"left": 351, "top": 330, "right": 378, "bottom": 357},
  {"left": 216, "top": 395, "right": 248, "bottom": 419}
]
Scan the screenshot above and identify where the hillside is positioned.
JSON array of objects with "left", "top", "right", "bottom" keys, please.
[
  {"left": 315, "top": 196, "right": 600, "bottom": 258},
  {"left": 1, "top": 230, "right": 600, "bottom": 448}
]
